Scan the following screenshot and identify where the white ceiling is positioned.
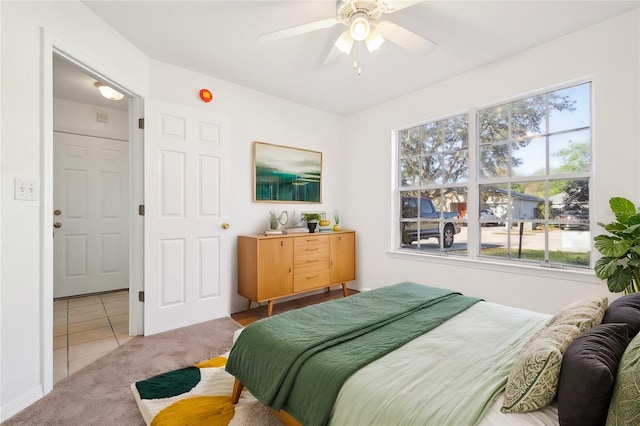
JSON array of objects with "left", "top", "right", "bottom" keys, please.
[
  {"left": 53, "top": 54, "right": 130, "bottom": 111},
  {"left": 56, "top": 1, "right": 639, "bottom": 116}
]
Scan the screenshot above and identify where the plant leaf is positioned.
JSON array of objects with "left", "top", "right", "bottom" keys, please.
[
  {"left": 594, "top": 235, "right": 631, "bottom": 257},
  {"left": 628, "top": 213, "right": 640, "bottom": 225},
  {"left": 610, "top": 197, "right": 637, "bottom": 223},
  {"left": 594, "top": 256, "right": 619, "bottom": 279},
  {"left": 607, "top": 266, "right": 633, "bottom": 293},
  {"left": 628, "top": 258, "right": 640, "bottom": 268},
  {"left": 622, "top": 223, "right": 640, "bottom": 236},
  {"left": 600, "top": 222, "right": 627, "bottom": 233}
]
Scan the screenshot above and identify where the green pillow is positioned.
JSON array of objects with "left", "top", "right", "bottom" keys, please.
[
  {"left": 606, "top": 332, "right": 640, "bottom": 425},
  {"left": 502, "top": 324, "right": 582, "bottom": 413}
]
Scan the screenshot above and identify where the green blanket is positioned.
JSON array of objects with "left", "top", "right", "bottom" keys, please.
[{"left": 225, "top": 282, "right": 481, "bottom": 426}]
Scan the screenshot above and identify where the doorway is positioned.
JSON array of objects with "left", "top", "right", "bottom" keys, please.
[{"left": 51, "top": 53, "right": 136, "bottom": 384}]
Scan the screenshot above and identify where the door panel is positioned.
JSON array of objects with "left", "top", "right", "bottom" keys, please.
[
  {"left": 53, "top": 132, "right": 129, "bottom": 297},
  {"left": 144, "top": 99, "right": 231, "bottom": 335}
]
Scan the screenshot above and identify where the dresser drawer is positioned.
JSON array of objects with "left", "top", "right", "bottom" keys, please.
[
  {"left": 295, "top": 259, "right": 330, "bottom": 275},
  {"left": 294, "top": 243, "right": 329, "bottom": 258},
  {"left": 294, "top": 251, "right": 329, "bottom": 265},
  {"left": 294, "top": 270, "right": 330, "bottom": 292},
  {"left": 294, "top": 235, "right": 329, "bottom": 247}
]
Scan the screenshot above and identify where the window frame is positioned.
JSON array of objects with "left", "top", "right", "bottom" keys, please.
[{"left": 392, "top": 80, "right": 593, "bottom": 272}]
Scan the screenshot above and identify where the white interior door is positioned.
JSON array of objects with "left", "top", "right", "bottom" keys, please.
[
  {"left": 53, "top": 132, "right": 129, "bottom": 298},
  {"left": 143, "top": 99, "right": 231, "bottom": 336}
]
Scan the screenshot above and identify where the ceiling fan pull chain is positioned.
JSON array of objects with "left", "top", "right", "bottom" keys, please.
[{"left": 353, "top": 41, "right": 363, "bottom": 75}]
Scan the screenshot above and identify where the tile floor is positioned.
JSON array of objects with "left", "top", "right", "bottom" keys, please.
[{"left": 53, "top": 289, "right": 133, "bottom": 385}]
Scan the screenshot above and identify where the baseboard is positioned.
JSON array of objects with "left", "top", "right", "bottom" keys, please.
[{"left": 0, "top": 385, "right": 43, "bottom": 422}]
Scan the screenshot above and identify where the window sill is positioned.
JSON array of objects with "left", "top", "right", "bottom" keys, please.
[{"left": 386, "top": 249, "right": 600, "bottom": 285}]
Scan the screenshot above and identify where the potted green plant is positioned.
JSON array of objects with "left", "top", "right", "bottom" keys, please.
[
  {"left": 302, "top": 212, "right": 321, "bottom": 233},
  {"left": 333, "top": 210, "right": 341, "bottom": 231},
  {"left": 594, "top": 197, "right": 640, "bottom": 294},
  {"left": 269, "top": 210, "right": 279, "bottom": 230}
]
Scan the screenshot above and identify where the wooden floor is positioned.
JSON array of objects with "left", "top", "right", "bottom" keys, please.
[{"left": 231, "top": 287, "right": 359, "bottom": 327}]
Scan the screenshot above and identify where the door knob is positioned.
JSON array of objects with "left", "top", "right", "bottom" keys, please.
[
  {"left": 53, "top": 222, "right": 62, "bottom": 228},
  {"left": 221, "top": 222, "right": 230, "bottom": 229}
]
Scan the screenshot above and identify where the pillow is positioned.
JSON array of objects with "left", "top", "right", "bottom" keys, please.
[
  {"left": 602, "top": 292, "right": 640, "bottom": 338},
  {"left": 547, "top": 297, "right": 608, "bottom": 332},
  {"left": 502, "top": 324, "right": 582, "bottom": 413},
  {"left": 606, "top": 332, "right": 640, "bottom": 425},
  {"left": 557, "top": 323, "right": 630, "bottom": 426}
]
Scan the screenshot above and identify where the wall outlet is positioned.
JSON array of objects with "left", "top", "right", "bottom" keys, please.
[{"left": 14, "top": 179, "right": 38, "bottom": 201}]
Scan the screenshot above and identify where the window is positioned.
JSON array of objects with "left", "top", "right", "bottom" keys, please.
[
  {"left": 398, "top": 115, "right": 469, "bottom": 254},
  {"left": 396, "top": 82, "right": 591, "bottom": 268}
]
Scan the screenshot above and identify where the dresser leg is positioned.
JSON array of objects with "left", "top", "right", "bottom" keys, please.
[
  {"left": 341, "top": 283, "right": 348, "bottom": 297},
  {"left": 246, "top": 299, "right": 252, "bottom": 312},
  {"left": 267, "top": 300, "right": 274, "bottom": 317}
]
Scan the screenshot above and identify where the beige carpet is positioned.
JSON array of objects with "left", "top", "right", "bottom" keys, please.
[{"left": 2, "top": 317, "right": 246, "bottom": 426}]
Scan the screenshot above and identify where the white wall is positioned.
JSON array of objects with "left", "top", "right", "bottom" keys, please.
[
  {"left": 2, "top": 0, "right": 638, "bottom": 420},
  {"left": 1, "top": 1, "right": 149, "bottom": 419},
  {"left": 344, "top": 10, "right": 640, "bottom": 314},
  {"left": 53, "top": 98, "right": 129, "bottom": 141}
]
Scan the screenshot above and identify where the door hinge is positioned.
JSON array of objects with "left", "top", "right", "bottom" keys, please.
[
  {"left": 138, "top": 118, "right": 144, "bottom": 129},
  {"left": 138, "top": 291, "right": 145, "bottom": 302},
  {"left": 138, "top": 205, "right": 145, "bottom": 216}
]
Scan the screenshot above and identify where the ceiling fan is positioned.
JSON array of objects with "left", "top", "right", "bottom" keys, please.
[{"left": 258, "top": 0, "right": 436, "bottom": 73}]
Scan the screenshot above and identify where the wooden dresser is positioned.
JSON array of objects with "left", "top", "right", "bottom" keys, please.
[{"left": 237, "top": 231, "right": 355, "bottom": 316}]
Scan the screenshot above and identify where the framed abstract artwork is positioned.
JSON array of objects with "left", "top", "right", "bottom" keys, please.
[{"left": 253, "top": 141, "right": 322, "bottom": 203}]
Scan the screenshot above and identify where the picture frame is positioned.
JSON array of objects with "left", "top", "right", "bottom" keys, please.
[{"left": 253, "top": 141, "right": 322, "bottom": 203}]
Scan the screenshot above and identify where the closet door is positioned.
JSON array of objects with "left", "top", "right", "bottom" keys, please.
[{"left": 53, "top": 132, "right": 129, "bottom": 298}]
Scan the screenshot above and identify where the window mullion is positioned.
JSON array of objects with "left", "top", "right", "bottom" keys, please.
[{"left": 467, "top": 111, "right": 479, "bottom": 258}]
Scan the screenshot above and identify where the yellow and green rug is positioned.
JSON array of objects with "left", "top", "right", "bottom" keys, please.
[{"left": 131, "top": 353, "right": 281, "bottom": 426}]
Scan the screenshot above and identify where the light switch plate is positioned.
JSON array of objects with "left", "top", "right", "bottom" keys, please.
[{"left": 14, "top": 179, "right": 38, "bottom": 201}]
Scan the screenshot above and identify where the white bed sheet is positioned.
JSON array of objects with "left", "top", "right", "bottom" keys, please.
[{"left": 480, "top": 394, "right": 558, "bottom": 426}]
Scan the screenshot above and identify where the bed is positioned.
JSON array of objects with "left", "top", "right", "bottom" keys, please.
[{"left": 225, "top": 282, "right": 640, "bottom": 426}]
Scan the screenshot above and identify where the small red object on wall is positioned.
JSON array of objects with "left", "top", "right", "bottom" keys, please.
[{"left": 199, "top": 89, "right": 213, "bottom": 103}]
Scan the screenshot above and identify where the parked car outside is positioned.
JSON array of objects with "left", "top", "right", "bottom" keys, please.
[
  {"left": 556, "top": 210, "right": 589, "bottom": 230},
  {"left": 461, "top": 209, "right": 503, "bottom": 226},
  {"left": 401, "top": 197, "right": 462, "bottom": 248},
  {"left": 479, "top": 209, "right": 502, "bottom": 226}
]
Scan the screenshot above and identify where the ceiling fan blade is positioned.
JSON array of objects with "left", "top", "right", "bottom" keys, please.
[
  {"left": 323, "top": 45, "right": 344, "bottom": 65},
  {"left": 376, "top": 20, "right": 435, "bottom": 54},
  {"left": 258, "top": 18, "right": 338, "bottom": 42},
  {"left": 379, "top": 0, "right": 425, "bottom": 14}
]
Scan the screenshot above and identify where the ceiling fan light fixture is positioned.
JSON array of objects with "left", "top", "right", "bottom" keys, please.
[
  {"left": 95, "top": 82, "right": 124, "bottom": 101},
  {"left": 335, "top": 30, "right": 354, "bottom": 54},
  {"left": 349, "top": 12, "right": 370, "bottom": 41},
  {"left": 365, "top": 30, "right": 385, "bottom": 52}
]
